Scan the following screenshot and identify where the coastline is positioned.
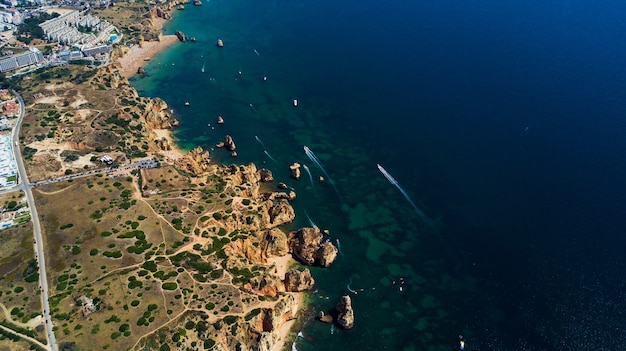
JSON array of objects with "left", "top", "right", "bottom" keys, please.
[
  {"left": 115, "top": 12, "right": 305, "bottom": 351},
  {"left": 117, "top": 34, "right": 179, "bottom": 79}
]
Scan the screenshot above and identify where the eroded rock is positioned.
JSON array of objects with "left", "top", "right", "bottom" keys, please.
[
  {"left": 336, "top": 295, "right": 355, "bottom": 329},
  {"left": 289, "top": 227, "right": 338, "bottom": 267},
  {"left": 289, "top": 163, "right": 301, "bottom": 179},
  {"left": 284, "top": 268, "right": 315, "bottom": 292}
]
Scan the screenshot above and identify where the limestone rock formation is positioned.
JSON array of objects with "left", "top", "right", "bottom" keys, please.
[
  {"left": 288, "top": 227, "right": 338, "bottom": 267},
  {"left": 175, "top": 30, "right": 188, "bottom": 42},
  {"left": 176, "top": 146, "right": 211, "bottom": 174},
  {"left": 224, "top": 135, "right": 236, "bottom": 151},
  {"left": 315, "top": 240, "right": 338, "bottom": 267},
  {"left": 258, "top": 168, "right": 274, "bottom": 182},
  {"left": 245, "top": 294, "right": 298, "bottom": 350},
  {"left": 284, "top": 268, "right": 315, "bottom": 292},
  {"left": 143, "top": 97, "right": 179, "bottom": 129},
  {"left": 268, "top": 199, "right": 295, "bottom": 226},
  {"left": 263, "top": 228, "right": 288, "bottom": 257},
  {"left": 217, "top": 115, "right": 224, "bottom": 124},
  {"left": 317, "top": 311, "right": 333, "bottom": 323},
  {"left": 336, "top": 295, "right": 355, "bottom": 329},
  {"left": 277, "top": 182, "right": 288, "bottom": 189},
  {"left": 289, "top": 163, "right": 301, "bottom": 179},
  {"left": 245, "top": 274, "right": 281, "bottom": 297}
]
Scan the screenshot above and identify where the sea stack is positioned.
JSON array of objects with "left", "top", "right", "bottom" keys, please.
[
  {"left": 336, "top": 295, "right": 355, "bottom": 329},
  {"left": 217, "top": 39, "right": 224, "bottom": 47},
  {"left": 217, "top": 116, "right": 224, "bottom": 124},
  {"left": 289, "top": 163, "right": 301, "bottom": 179}
]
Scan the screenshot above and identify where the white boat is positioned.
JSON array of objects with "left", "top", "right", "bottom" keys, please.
[{"left": 293, "top": 99, "right": 298, "bottom": 107}]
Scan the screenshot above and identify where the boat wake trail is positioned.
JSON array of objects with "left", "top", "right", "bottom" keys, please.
[
  {"left": 249, "top": 103, "right": 257, "bottom": 112},
  {"left": 302, "top": 164, "right": 316, "bottom": 194},
  {"left": 377, "top": 163, "right": 431, "bottom": 225},
  {"left": 303, "top": 146, "right": 342, "bottom": 201},
  {"left": 347, "top": 277, "right": 358, "bottom": 295},
  {"left": 263, "top": 150, "right": 278, "bottom": 164},
  {"left": 254, "top": 135, "right": 267, "bottom": 149},
  {"left": 201, "top": 63, "right": 205, "bottom": 73},
  {"left": 377, "top": 163, "right": 457, "bottom": 261},
  {"left": 303, "top": 209, "right": 318, "bottom": 229},
  {"left": 336, "top": 239, "right": 343, "bottom": 256},
  {"left": 253, "top": 48, "right": 260, "bottom": 56}
]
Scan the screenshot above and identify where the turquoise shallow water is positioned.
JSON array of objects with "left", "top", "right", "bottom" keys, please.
[{"left": 132, "top": 0, "right": 626, "bottom": 349}]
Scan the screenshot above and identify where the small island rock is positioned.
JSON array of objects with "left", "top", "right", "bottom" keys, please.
[
  {"left": 224, "top": 135, "right": 236, "bottom": 151},
  {"left": 336, "top": 295, "right": 355, "bottom": 329},
  {"left": 217, "top": 115, "right": 224, "bottom": 124},
  {"left": 289, "top": 163, "right": 301, "bottom": 180}
]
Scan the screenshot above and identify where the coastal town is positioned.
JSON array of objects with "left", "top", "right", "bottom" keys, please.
[{"left": 0, "top": 0, "right": 350, "bottom": 351}]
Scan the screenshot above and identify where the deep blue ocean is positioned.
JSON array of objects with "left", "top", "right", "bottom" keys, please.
[{"left": 131, "top": 0, "right": 626, "bottom": 349}]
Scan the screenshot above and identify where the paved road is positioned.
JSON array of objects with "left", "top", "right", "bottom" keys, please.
[{"left": 13, "top": 92, "right": 57, "bottom": 351}]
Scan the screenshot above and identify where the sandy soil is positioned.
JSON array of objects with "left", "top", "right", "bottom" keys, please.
[
  {"left": 117, "top": 35, "right": 179, "bottom": 79},
  {"left": 267, "top": 255, "right": 293, "bottom": 280},
  {"left": 0, "top": 302, "right": 43, "bottom": 329}
]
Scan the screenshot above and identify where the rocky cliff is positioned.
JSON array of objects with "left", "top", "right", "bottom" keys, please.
[
  {"left": 176, "top": 146, "right": 211, "bottom": 175},
  {"left": 288, "top": 227, "right": 338, "bottom": 267}
]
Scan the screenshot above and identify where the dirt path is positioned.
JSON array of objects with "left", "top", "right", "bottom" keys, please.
[{"left": 0, "top": 302, "right": 44, "bottom": 329}]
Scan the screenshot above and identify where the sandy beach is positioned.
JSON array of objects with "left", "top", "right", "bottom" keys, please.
[
  {"left": 152, "top": 129, "right": 186, "bottom": 161},
  {"left": 117, "top": 35, "right": 179, "bottom": 79}
]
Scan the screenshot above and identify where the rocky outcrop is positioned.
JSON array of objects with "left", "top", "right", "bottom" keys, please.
[
  {"left": 245, "top": 274, "right": 282, "bottom": 297},
  {"left": 284, "top": 268, "right": 315, "bottom": 292},
  {"left": 258, "top": 169, "right": 273, "bottom": 182},
  {"left": 143, "top": 97, "right": 179, "bottom": 130},
  {"left": 175, "top": 30, "right": 188, "bottom": 42},
  {"left": 317, "top": 311, "right": 333, "bottom": 323},
  {"left": 315, "top": 240, "right": 338, "bottom": 267},
  {"left": 288, "top": 227, "right": 338, "bottom": 267},
  {"left": 149, "top": 6, "right": 171, "bottom": 20},
  {"left": 268, "top": 199, "right": 295, "bottom": 226},
  {"left": 217, "top": 115, "right": 224, "bottom": 124},
  {"left": 289, "top": 163, "right": 301, "bottom": 179},
  {"left": 154, "top": 137, "right": 171, "bottom": 151},
  {"left": 261, "top": 191, "right": 296, "bottom": 202},
  {"left": 336, "top": 295, "right": 354, "bottom": 329},
  {"left": 216, "top": 135, "right": 236, "bottom": 151},
  {"left": 245, "top": 293, "right": 298, "bottom": 350},
  {"left": 263, "top": 228, "right": 288, "bottom": 257},
  {"left": 176, "top": 146, "right": 211, "bottom": 175},
  {"left": 224, "top": 135, "right": 236, "bottom": 151}
]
